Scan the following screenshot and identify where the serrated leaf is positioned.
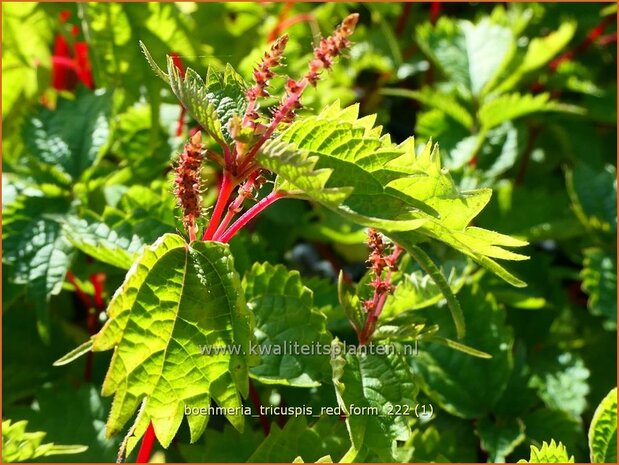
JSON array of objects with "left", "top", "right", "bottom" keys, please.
[
  {"left": 248, "top": 416, "right": 350, "bottom": 463},
  {"left": 330, "top": 339, "right": 418, "bottom": 461},
  {"left": 589, "top": 387, "right": 617, "bottom": 463},
  {"left": 1, "top": 419, "right": 87, "bottom": 463},
  {"left": 143, "top": 41, "right": 248, "bottom": 145},
  {"left": 243, "top": 263, "right": 332, "bottom": 387},
  {"left": 529, "top": 351, "right": 590, "bottom": 418},
  {"left": 261, "top": 102, "right": 528, "bottom": 287},
  {"left": 24, "top": 90, "right": 111, "bottom": 181},
  {"left": 2, "top": 194, "right": 75, "bottom": 338},
  {"left": 91, "top": 233, "right": 252, "bottom": 447},
  {"left": 581, "top": 248, "right": 617, "bottom": 329},
  {"left": 476, "top": 416, "right": 526, "bottom": 462},
  {"left": 518, "top": 440, "right": 574, "bottom": 463},
  {"left": 416, "top": 17, "right": 513, "bottom": 97},
  {"left": 411, "top": 286, "right": 513, "bottom": 418},
  {"left": 62, "top": 210, "right": 173, "bottom": 270}
]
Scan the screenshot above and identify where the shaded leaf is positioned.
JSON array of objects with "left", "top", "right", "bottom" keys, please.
[
  {"left": 331, "top": 339, "right": 417, "bottom": 461},
  {"left": 24, "top": 90, "right": 112, "bottom": 181},
  {"left": 243, "top": 263, "right": 332, "bottom": 387}
]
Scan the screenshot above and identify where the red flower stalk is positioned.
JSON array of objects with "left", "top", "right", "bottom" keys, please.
[
  {"left": 358, "top": 229, "right": 402, "bottom": 345},
  {"left": 174, "top": 131, "right": 204, "bottom": 241},
  {"left": 244, "top": 34, "right": 289, "bottom": 129},
  {"left": 237, "top": 14, "right": 359, "bottom": 173}
]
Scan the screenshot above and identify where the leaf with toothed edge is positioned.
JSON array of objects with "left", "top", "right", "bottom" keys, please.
[
  {"left": 243, "top": 262, "right": 332, "bottom": 387},
  {"left": 261, "top": 101, "right": 528, "bottom": 287},
  {"left": 140, "top": 41, "right": 248, "bottom": 145},
  {"left": 59, "top": 233, "right": 253, "bottom": 448}
]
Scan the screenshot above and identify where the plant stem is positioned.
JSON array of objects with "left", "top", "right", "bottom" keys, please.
[
  {"left": 202, "top": 172, "right": 235, "bottom": 241},
  {"left": 248, "top": 379, "right": 270, "bottom": 435},
  {"left": 135, "top": 422, "right": 156, "bottom": 463},
  {"left": 212, "top": 171, "right": 260, "bottom": 240},
  {"left": 215, "top": 191, "right": 287, "bottom": 243}
]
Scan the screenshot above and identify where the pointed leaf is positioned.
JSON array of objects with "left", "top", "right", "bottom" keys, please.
[
  {"left": 92, "top": 233, "right": 252, "bottom": 447},
  {"left": 243, "top": 263, "right": 332, "bottom": 387},
  {"left": 411, "top": 286, "right": 513, "bottom": 418},
  {"left": 518, "top": 440, "right": 575, "bottom": 463},
  {"left": 331, "top": 339, "right": 418, "bottom": 461},
  {"left": 24, "top": 90, "right": 112, "bottom": 181}
]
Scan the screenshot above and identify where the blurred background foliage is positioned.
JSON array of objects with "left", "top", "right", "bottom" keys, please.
[{"left": 2, "top": 2, "right": 617, "bottom": 463}]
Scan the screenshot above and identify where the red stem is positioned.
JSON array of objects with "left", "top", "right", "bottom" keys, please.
[
  {"left": 430, "top": 2, "right": 441, "bottom": 25},
  {"left": 215, "top": 191, "right": 286, "bottom": 243},
  {"left": 136, "top": 422, "right": 156, "bottom": 463},
  {"left": 202, "top": 172, "right": 236, "bottom": 241},
  {"left": 395, "top": 3, "right": 412, "bottom": 37},
  {"left": 66, "top": 271, "right": 93, "bottom": 309},
  {"left": 249, "top": 379, "right": 270, "bottom": 435},
  {"left": 212, "top": 171, "right": 260, "bottom": 239},
  {"left": 268, "top": 2, "right": 294, "bottom": 42}
]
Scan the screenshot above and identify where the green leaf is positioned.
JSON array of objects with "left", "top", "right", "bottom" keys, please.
[
  {"left": 82, "top": 3, "right": 197, "bottom": 107},
  {"left": 24, "top": 90, "right": 112, "bottom": 181},
  {"left": 248, "top": 416, "right": 350, "bottom": 463},
  {"left": 380, "top": 87, "right": 474, "bottom": 130},
  {"left": 478, "top": 93, "right": 575, "bottom": 132},
  {"left": 142, "top": 40, "right": 248, "bottom": 145},
  {"left": 411, "top": 286, "right": 513, "bottom": 418},
  {"left": 589, "top": 387, "right": 617, "bottom": 463},
  {"left": 404, "top": 415, "right": 479, "bottom": 462},
  {"left": 416, "top": 17, "right": 513, "bottom": 97},
  {"left": 53, "top": 339, "right": 94, "bottom": 367},
  {"left": 2, "top": 194, "right": 75, "bottom": 338},
  {"left": 4, "top": 383, "right": 122, "bottom": 462},
  {"left": 476, "top": 416, "right": 526, "bottom": 462},
  {"left": 581, "top": 248, "right": 617, "bottom": 329},
  {"left": 404, "top": 244, "right": 466, "bottom": 339},
  {"left": 1, "top": 3, "right": 52, "bottom": 119},
  {"left": 566, "top": 162, "right": 617, "bottom": 234},
  {"left": 498, "top": 21, "right": 576, "bottom": 92},
  {"left": 2, "top": 419, "right": 87, "bottom": 463},
  {"left": 177, "top": 424, "right": 264, "bottom": 463},
  {"left": 518, "top": 440, "right": 574, "bottom": 463},
  {"left": 529, "top": 351, "right": 590, "bottom": 418},
  {"left": 62, "top": 210, "right": 173, "bottom": 270},
  {"left": 523, "top": 409, "right": 586, "bottom": 462},
  {"left": 91, "top": 233, "right": 252, "bottom": 447},
  {"left": 261, "top": 102, "right": 528, "bottom": 287},
  {"left": 330, "top": 339, "right": 418, "bottom": 461},
  {"left": 243, "top": 263, "right": 332, "bottom": 387}
]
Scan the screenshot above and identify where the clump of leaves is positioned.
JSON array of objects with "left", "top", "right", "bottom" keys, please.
[{"left": 54, "top": 12, "right": 528, "bottom": 462}]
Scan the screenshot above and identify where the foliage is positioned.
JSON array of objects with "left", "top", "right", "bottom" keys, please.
[{"left": 2, "top": 2, "right": 616, "bottom": 464}]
